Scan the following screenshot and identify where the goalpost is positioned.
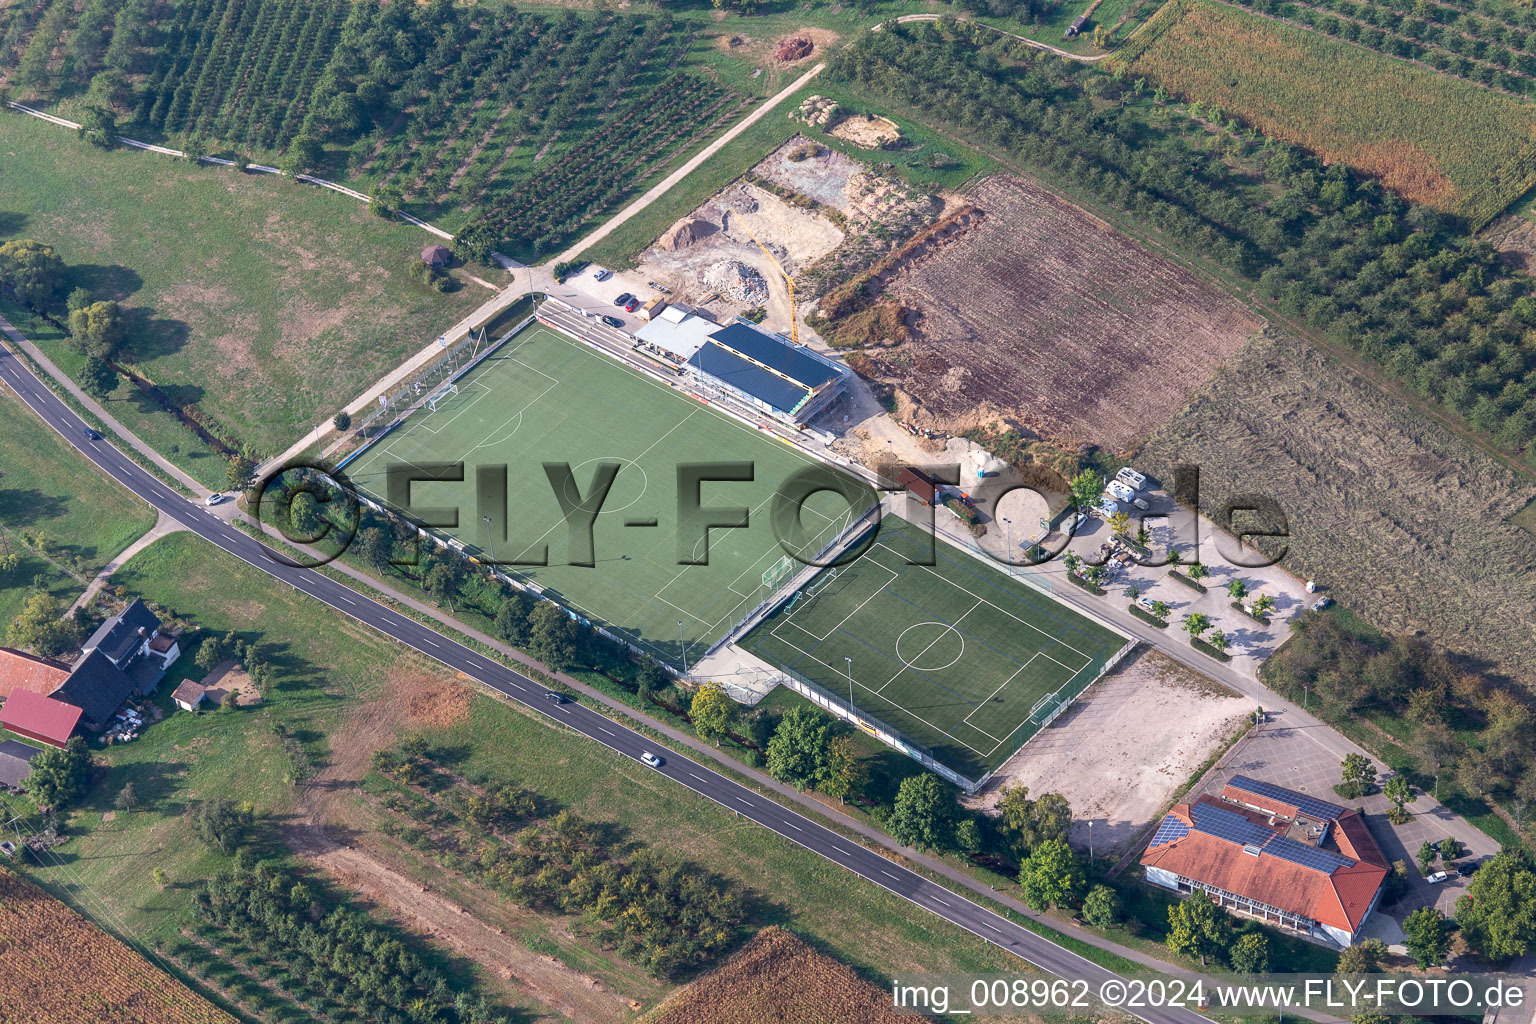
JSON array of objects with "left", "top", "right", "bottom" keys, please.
[{"left": 426, "top": 382, "right": 459, "bottom": 412}]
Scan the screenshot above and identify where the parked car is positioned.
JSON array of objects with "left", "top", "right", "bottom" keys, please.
[
  {"left": 640, "top": 751, "right": 664, "bottom": 768},
  {"left": 1426, "top": 870, "right": 1451, "bottom": 884},
  {"left": 600, "top": 314, "right": 625, "bottom": 329},
  {"left": 614, "top": 292, "right": 634, "bottom": 307},
  {"left": 1132, "top": 497, "right": 1150, "bottom": 511},
  {"left": 1116, "top": 466, "right": 1147, "bottom": 490},
  {"left": 1136, "top": 595, "right": 1158, "bottom": 614},
  {"left": 1311, "top": 596, "right": 1334, "bottom": 612},
  {"left": 1061, "top": 510, "right": 1087, "bottom": 533},
  {"left": 1458, "top": 860, "right": 1482, "bottom": 877},
  {"left": 621, "top": 296, "right": 641, "bottom": 312},
  {"left": 1106, "top": 481, "right": 1136, "bottom": 504},
  {"left": 591, "top": 268, "right": 612, "bottom": 282},
  {"left": 204, "top": 492, "right": 224, "bottom": 507}
]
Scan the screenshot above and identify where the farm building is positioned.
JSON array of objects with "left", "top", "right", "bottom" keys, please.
[
  {"left": 1140, "top": 776, "right": 1387, "bottom": 948},
  {"left": 421, "top": 244, "right": 452, "bottom": 268},
  {"left": 51, "top": 599, "right": 177, "bottom": 732},
  {"left": 172, "top": 680, "right": 207, "bottom": 712},
  {"left": 0, "top": 691, "right": 83, "bottom": 749},
  {"left": 0, "top": 647, "right": 70, "bottom": 700},
  {"left": 684, "top": 320, "right": 849, "bottom": 426},
  {"left": 0, "top": 739, "right": 40, "bottom": 792},
  {"left": 897, "top": 467, "right": 941, "bottom": 505},
  {"left": 1064, "top": 13, "right": 1088, "bottom": 36}
]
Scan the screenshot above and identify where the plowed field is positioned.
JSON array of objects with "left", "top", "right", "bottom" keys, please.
[{"left": 859, "top": 174, "right": 1262, "bottom": 451}]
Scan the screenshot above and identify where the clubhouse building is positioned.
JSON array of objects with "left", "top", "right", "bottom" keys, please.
[{"left": 1140, "top": 776, "right": 1388, "bottom": 949}]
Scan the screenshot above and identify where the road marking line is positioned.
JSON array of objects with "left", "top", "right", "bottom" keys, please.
[
  {"left": 735, "top": 796, "right": 752, "bottom": 805},
  {"left": 880, "top": 870, "right": 900, "bottom": 880},
  {"left": 689, "top": 772, "right": 708, "bottom": 783},
  {"left": 420, "top": 637, "right": 440, "bottom": 647},
  {"left": 336, "top": 594, "right": 356, "bottom": 606},
  {"left": 786, "top": 822, "right": 802, "bottom": 832},
  {"left": 598, "top": 727, "right": 615, "bottom": 736},
  {"left": 931, "top": 896, "right": 950, "bottom": 907}
]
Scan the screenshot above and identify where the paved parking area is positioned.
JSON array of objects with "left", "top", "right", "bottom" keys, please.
[{"left": 1197, "top": 718, "right": 1497, "bottom": 947}]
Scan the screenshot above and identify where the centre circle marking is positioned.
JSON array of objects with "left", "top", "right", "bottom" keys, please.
[
  {"left": 562, "top": 457, "right": 649, "bottom": 514},
  {"left": 895, "top": 621, "right": 965, "bottom": 671}
]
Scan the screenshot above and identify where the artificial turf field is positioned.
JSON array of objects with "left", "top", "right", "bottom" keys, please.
[
  {"left": 345, "top": 322, "right": 857, "bottom": 666},
  {"left": 741, "top": 515, "right": 1129, "bottom": 780}
]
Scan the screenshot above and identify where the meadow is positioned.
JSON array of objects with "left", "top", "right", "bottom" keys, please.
[
  {"left": 0, "top": 382, "right": 155, "bottom": 627},
  {"left": 1123, "top": 0, "right": 1536, "bottom": 223},
  {"left": 0, "top": 113, "right": 481, "bottom": 470}
]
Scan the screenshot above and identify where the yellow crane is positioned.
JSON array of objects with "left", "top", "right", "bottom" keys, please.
[{"left": 741, "top": 224, "right": 799, "bottom": 347}]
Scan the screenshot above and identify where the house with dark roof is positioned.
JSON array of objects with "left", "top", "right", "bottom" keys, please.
[
  {"left": 0, "top": 691, "right": 83, "bottom": 749},
  {"left": 0, "top": 647, "right": 71, "bottom": 700},
  {"left": 0, "top": 739, "right": 41, "bottom": 791},
  {"left": 50, "top": 650, "right": 140, "bottom": 733},
  {"left": 421, "top": 244, "right": 452, "bottom": 268},
  {"left": 1140, "top": 776, "right": 1388, "bottom": 949},
  {"left": 683, "top": 319, "right": 849, "bottom": 425}
]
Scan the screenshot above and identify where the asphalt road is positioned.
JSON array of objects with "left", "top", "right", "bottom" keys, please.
[{"left": 0, "top": 339, "right": 1212, "bottom": 1024}]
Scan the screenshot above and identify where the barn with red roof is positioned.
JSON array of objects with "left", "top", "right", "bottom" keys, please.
[{"left": 0, "top": 690, "right": 84, "bottom": 749}]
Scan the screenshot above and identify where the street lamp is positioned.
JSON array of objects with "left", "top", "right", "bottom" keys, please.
[
  {"left": 1089, "top": 820, "right": 1094, "bottom": 867},
  {"left": 679, "top": 620, "right": 688, "bottom": 675},
  {"left": 481, "top": 515, "right": 495, "bottom": 564},
  {"left": 845, "top": 656, "right": 854, "bottom": 718}
]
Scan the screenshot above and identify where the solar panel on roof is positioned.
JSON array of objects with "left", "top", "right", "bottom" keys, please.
[
  {"left": 1150, "top": 815, "right": 1190, "bottom": 847},
  {"left": 1228, "top": 775, "right": 1346, "bottom": 822},
  {"left": 1189, "top": 803, "right": 1276, "bottom": 848},
  {"left": 1266, "top": 836, "right": 1354, "bottom": 872}
]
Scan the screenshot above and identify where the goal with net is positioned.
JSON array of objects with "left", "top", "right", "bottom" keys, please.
[{"left": 426, "top": 382, "right": 460, "bottom": 412}]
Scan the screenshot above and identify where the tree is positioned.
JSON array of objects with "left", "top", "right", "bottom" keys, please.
[
  {"left": 1227, "top": 578, "right": 1248, "bottom": 600},
  {"left": 76, "top": 103, "right": 117, "bottom": 147},
  {"left": 1403, "top": 906, "right": 1453, "bottom": 968},
  {"left": 358, "top": 526, "right": 394, "bottom": 573},
  {"left": 68, "top": 300, "right": 126, "bottom": 359},
  {"left": 1150, "top": 599, "right": 1171, "bottom": 619},
  {"left": 24, "top": 737, "right": 89, "bottom": 809},
  {"left": 372, "top": 183, "right": 403, "bottom": 218},
  {"left": 635, "top": 658, "right": 668, "bottom": 701},
  {"left": 1207, "top": 630, "right": 1230, "bottom": 652},
  {"left": 1166, "top": 895, "right": 1233, "bottom": 966},
  {"left": 195, "top": 633, "right": 227, "bottom": 673},
  {"left": 1020, "top": 838, "right": 1086, "bottom": 911},
  {"left": 152, "top": 867, "right": 167, "bottom": 889},
  {"left": 280, "top": 133, "right": 324, "bottom": 176},
  {"left": 1438, "top": 836, "right": 1459, "bottom": 862},
  {"left": 765, "top": 705, "right": 835, "bottom": 789},
  {"left": 1456, "top": 851, "right": 1536, "bottom": 961},
  {"left": 955, "top": 817, "right": 983, "bottom": 856},
  {"left": 689, "top": 682, "right": 738, "bottom": 744},
  {"left": 1336, "top": 936, "right": 1386, "bottom": 974},
  {"left": 195, "top": 798, "right": 253, "bottom": 854},
  {"left": 114, "top": 781, "right": 140, "bottom": 812},
  {"left": 822, "top": 735, "right": 867, "bottom": 804},
  {"left": 1068, "top": 469, "right": 1105, "bottom": 510},
  {"left": 81, "top": 355, "right": 119, "bottom": 400},
  {"left": 527, "top": 601, "right": 580, "bottom": 670},
  {"left": 493, "top": 591, "right": 532, "bottom": 646},
  {"left": 1181, "top": 612, "right": 1210, "bottom": 639},
  {"left": 66, "top": 286, "right": 93, "bottom": 315},
  {"left": 333, "top": 410, "right": 351, "bottom": 431},
  {"left": 7, "top": 591, "right": 77, "bottom": 657},
  {"left": 886, "top": 773, "right": 957, "bottom": 851},
  {"left": 424, "top": 558, "right": 464, "bottom": 612},
  {"left": 1512, "top": 767, "right": 1536, "bottom": 832},
  {"left": 1340, "top": 753, "right": 1375, "bottom": 797},
  {"left": 0, "top": 239, "right": 67, "bottom": 309},
  {"left": 1250, "top": 593, "right": 1275, "bottom": 617},
  {"left": 1418, "top": 840, "right": 1438, "bottom": 875},
  {"left": 1186, "top": 561, "right": 1210, "bottom": 581},
  {"left": 1107, "top": 510, "right": 1131, "bottom": 536},
  {"left": 1081, "top": 884, "right": 1121, "bottom": 927},
  {"left": 995, "top": 785, "right": 1071, "bottom": 858},
  {"left": 1230, "top": 932, "right": 1269, "bottom": 974},
  {"left": 225, "top": 453, "right": 256, "bottom": 494},
  {"left": 1383, "top": 774, "right": 1413, "bottom": 818}
]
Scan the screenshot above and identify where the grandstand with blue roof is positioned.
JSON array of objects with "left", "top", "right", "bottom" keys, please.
[{"left": 683, "top": 319, "right": 849, "bottom": 426}]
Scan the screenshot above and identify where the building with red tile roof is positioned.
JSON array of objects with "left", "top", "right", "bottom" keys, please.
[
  {"left": 1140, "top": 775, "right": 1388, "bottom": 949},
  {"left": 0, "top": 690, "right": 83, "bottom": 749},
  {"left": 0, "top": 647, "right": 71, "bottom": 701}
]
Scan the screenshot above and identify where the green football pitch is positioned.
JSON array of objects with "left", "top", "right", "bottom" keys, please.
[
  {"left": 344, "top": 322, "right": 861, "bottom": 666},
  {"left": 741, "top": 515, "right": 1129, "bottom": 780}
]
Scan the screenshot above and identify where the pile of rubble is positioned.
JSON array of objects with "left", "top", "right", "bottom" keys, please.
[
  {"left": 707, "top": 260, "right": 770, "bottom": 304},
  {"left": 774, "top": 36, "right": 814, "bottom": 62},
  {"left": 657, "top": 217, "right": 718, "bottom": 251}
]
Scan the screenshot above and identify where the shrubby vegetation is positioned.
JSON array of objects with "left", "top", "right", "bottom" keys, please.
[{"left": 831, "top": 19, "right": 1536, "bottom": 460}]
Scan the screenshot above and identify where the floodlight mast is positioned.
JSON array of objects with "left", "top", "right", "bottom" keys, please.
[{"left": 741, "top": 224, "right": 799, "bottom": 347}]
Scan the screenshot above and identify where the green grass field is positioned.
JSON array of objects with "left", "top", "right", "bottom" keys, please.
[
  {"left": 742, "top": 515, "right": 1128, "bottom": 780},
  {"left": 0, "top": 114, "right": 482, "bottom": 472},
  {"left": 345, "top": 322, "right": 863, "bottom": 666},
  {"left": 0, "top": 384, "right": 156, "bottom": 625}
]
